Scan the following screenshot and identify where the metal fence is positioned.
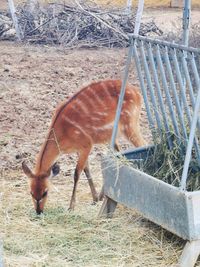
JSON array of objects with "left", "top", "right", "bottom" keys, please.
[
  {"left": 132, "top": 35, "right": 200, "bottom": 190},
  {"left": 111, "top": 34, "right": 200, "bottom": 191}
]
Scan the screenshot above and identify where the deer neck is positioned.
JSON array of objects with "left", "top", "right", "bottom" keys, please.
[{"left": 34, "top": 134, "right": 60, "bottom": 175}]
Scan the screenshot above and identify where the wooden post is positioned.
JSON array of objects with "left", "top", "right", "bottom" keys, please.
[{"left": 7, "top": 0, "right": 21, "bottom": 41}]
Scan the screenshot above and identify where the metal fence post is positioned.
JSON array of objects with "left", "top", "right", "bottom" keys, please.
[
  {"left": 126, "top": 0, "right": 132, "bottom": 14},
  {"left": 182, "top": 0, "right": 191, "bottom": 46},
  {"left": 133, "top": 0, "right": 144, "bottom": 35},
  {"left": 7, "top": 0, "right": 22, "bottom": 41},
  {"left": 110, "top": 0, "right": 144, "bottom": 149},
  {"left": 0, "top": 240, "right": 3, "bottom": 267},
  {"left": 180, "top": 85, "right": 200, "bottom": 190},
  {"left": 110, "top": 41, "right": 134, "bottom": 148}
]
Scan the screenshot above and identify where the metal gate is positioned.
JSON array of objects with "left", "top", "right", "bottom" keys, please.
[
  {"left": 131, "top": 35, "right": 200, "bottom": 190},
  {"left": 99, "top": 20, "right": 200, "bottom": 267}
]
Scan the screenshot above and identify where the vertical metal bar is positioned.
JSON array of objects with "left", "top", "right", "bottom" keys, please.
[
  {"left": 189, "top": 53, "right": 200, "bottom": 161},
  {"left": 163, "top": 47, "right": 188, "bottom": 141},
  {"left": 155, "top": 45, "right": 180, "bottom": 139},
  {"left": 146, "top": 43, "right": 172, "bottom": 144},
  {"left": 133, "top": 0, "right": 144, "bottom": 35},
  {"left": 171, "top": 49, "right": 192, "bottom": 124},
  {"left": 126, "top": 0, "right": 132, "bottom": 14},
  {"left": 181, "top": 51, "right": 200, "bottom": 134},
  {"left": 180, "top": 84, "right": 200, "bottom": 190},
  {"left": 181, "top": 51, "right": 195, "bottom": 106},
  {"left": 182, "top": 0, "right": 191, "bottom": 46},
  {"left": 172, "top": 48, "right": 200, "bottom": 165},
  {"left": 111, "top": 0, "right": 144, "bottom": 149},
  {"left": 139, "top": 41, "right": 162, "bottom": 130},
  {"left": 111, "top": 0, "right": 144, "bottom": 148},
  {"left": 133, "top": 41, "right": 154, "bottom": 129},
  {"left": 181, "top": 0, "right": 191, "bottom": 111},
  {"left": 190, "top": 53, "right": 200, "bottom": 97},
  {"left": 110, "top": 41, "right": 134, "bottom": 149},
  {"left": 190, "top": 53, "right": 200, "bottom": 126},
  {"left": 0, "top": 240, "right": 3, "bottom": 267},
  {"left": 7, "top": 0, "right": 22, "bottom": 41}
]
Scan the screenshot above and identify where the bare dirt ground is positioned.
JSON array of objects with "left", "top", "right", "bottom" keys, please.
[
  {"left": 143, "top": 8, "right": 200, "bottom": 33},
  {"left": 0, "top": 6, "right": 200, "bottom": 168},
  {"left": 0, "top": 7, "right": 200, "bottom": 267},
  {"left": 0, "top": 43, "right": 139, "bottom": 170}
]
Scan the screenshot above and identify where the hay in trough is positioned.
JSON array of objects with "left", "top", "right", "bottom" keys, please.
[
  {"left": 142, "top": 133, "right": 200, "bottom": 191},
  {"left": 125, "top": 130, "right": 200, "bottom": 191}
]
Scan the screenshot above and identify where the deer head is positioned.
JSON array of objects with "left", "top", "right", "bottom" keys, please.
[{"left": 22, "top": 161, "right": 60, "bottom": 214}]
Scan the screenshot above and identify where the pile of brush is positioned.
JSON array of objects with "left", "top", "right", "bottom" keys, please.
[
  {"left": 1, "top": 0, "right": 163, "bottom": 47},
  {"left": 0, "top": 13, "right": 15, "bottom": 39}
]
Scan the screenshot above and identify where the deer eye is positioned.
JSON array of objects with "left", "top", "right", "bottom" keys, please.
[
  {"left": 30, "top": 192, "right": 37, "bottom": 203},
  {"left": 42, "top": 190, "right": 48, "bottom": 198}
]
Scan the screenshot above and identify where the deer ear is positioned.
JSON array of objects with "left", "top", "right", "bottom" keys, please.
[
  {"left": 51, "top": 162, "right": 60, "bottom": 177},
  {"left": 22, "top": 161, "right": 34, "bottom": 178}
]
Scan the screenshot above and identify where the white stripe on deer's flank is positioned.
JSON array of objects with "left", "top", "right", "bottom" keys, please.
[
  {"left": 62, "top": 116, "right": 89, "bottom": 137},
  {"left": 88, "top": 87, "right": 105, "bottom": 107},
  {"left": 75, "top": 99, "right": 90, "bottom": 114},
  {"left": 81, "top": 91, "right": 96, "bottom": 109},
  {"left": 100, "top": 82, "right": 113, "bottom": 102}
]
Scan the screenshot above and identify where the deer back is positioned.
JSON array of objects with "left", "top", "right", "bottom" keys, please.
[{"left": 50, "top": 80, "right": 142, "bottom": 147}]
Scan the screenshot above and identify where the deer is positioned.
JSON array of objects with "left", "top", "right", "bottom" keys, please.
[{"left": 22, "top": 79, "right": 146, "bottom": 214}]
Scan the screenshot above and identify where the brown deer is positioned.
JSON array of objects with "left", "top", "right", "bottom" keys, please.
[{"left": 22, "top": 80, "right": 146, "bottom": 214}]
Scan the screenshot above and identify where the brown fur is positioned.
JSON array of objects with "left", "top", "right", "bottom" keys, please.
[{"left": 22, "top": 80, "right": 146, "bottom": 213}]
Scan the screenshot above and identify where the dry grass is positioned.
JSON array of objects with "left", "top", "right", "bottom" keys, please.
[{"left": 1, "top": 167, "right": 189, "bottom": 267}]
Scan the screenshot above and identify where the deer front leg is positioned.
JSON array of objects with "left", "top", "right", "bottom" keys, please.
[
  {"left": 69, "top": 147, "right": 91, "bottom": 210},
  {"left": 84, "top": 161, "right": 98, "bottom": 203}
]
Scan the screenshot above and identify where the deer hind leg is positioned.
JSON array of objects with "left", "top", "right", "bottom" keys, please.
[
  {"left": 69, "top": 147, "right": 91, "bottom": 210},
  {"left": 121, "top": 111, "right": 146, "bottom": 147},
  {"left": 125, "top": 124, "right": 146, "bottom": 147},
  {"left": 84, "top": 161, "right": 98, "bottom": 203}
]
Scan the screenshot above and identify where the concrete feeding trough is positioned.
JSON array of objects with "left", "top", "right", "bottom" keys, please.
[{"left": 100, "top": 146, "right": 200, "bottom": 267}]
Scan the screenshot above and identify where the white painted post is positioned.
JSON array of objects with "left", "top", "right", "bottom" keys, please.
[{"left": 7, "top": 0, "right": 21, "bottom": 41}]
